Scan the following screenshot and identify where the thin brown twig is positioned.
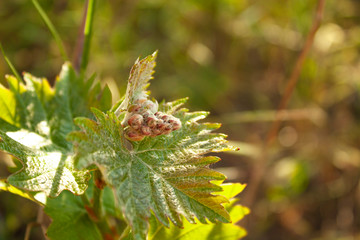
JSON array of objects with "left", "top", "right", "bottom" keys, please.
[
  {"left": 37, "top": 206, "right": 49, "bottom": 240},
  {"left": 24, "top": 222, "right": 37, "bottom": 240},
  {"left": 244, "top": 0, "right": 326, "bottom": 207},
  {"left": 24, "top": 206, "right": 48, "bottom": 240},
  {"left": 266, "top": 0, "right": 326, "bottom": 146}
]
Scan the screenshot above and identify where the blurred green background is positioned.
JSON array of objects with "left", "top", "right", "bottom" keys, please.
[{"left": 1, "top": 0, "right": 360, "bottom": 239}]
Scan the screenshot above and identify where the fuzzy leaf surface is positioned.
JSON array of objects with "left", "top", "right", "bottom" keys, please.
[
  {"left": 0, "top": 179, "right": 46, "bottom": 205},
  {"left": 69, "top": 99, "right": 235, "bottom": 239},
  {"left": 148, "top": 183, "right": 249, "bottom": 240},
  {"left": 0, "top": 62, "right": 109, "bottom": 197}
]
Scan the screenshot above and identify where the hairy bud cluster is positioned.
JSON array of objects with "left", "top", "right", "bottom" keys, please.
[{"left": 124, "top": 99, "right": 182, "bottom": 141}]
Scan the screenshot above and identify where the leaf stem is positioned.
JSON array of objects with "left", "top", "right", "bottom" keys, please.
[
  {"left": 81, "top": 192, "right": 91, "bottom": 206},
  {"left": 97, "top": 219, "right": 115, "bottom": 239},
  {"left": 93, "top": 171, "right": 117, "bottom": 239},
  {"left": 93, "top": 169, "right": 104, "bottom": 220},
  {"left": 82, "top": 187, "right": 115, "bottom": 238},
  {"left": 31, "top": 0, "right": 69, "bottom": 61}
]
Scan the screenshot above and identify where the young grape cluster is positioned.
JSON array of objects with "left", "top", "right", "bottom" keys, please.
[{"left": 124, "top": 99, "right": 182, "bottom": 141}]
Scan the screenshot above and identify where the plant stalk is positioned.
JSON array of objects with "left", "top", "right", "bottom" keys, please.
[
  {"left": 80, "top": 0, "right": 96, "bottom": 74},
  {"left": 93, "top": 169, "right": 104, "bottom": 220}
]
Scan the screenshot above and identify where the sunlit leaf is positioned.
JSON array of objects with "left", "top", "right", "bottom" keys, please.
[
  {"left": 0, "top": 62, "right": 110, "bottom": 197},
  {"left": 148, "top": 182, "right": 249, "bottom": 240},
  {"left": 0, "top": 179, "right": 46, "bottom": 205},
  {"left": 69, "top": 53, "right": 237, "bottom": 239}
]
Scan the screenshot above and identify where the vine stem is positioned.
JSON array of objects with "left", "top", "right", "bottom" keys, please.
[
  {"left": 93, "top": 169, "right": 105, "bottom": 220},
  {"left": 73, "top": 0, "right": 96, "bottom": 74},
  {"left": 81, "top": 192, "right": 91, "bottom": 206},
  {"left": 244, "top": 0, "right": 326, "bottom": 206},
  {"left": 72, "top": 0, "right": 88, "bottom": 72},
  {"left": 80, "top": 171, "right": 115, "bottom": 238}
]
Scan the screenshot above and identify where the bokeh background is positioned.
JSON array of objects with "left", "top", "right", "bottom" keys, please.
[{"left": 1, "top": 0, "right": 360, "bottom": 239}]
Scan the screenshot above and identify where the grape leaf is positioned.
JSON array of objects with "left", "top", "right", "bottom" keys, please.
[
  {"left": 0, "top": 62, "right": 109, "bottom": 197},
  {"left": 0, "top": 179, "right": 46, "bottom": 205},
  {"left": 44, "top": 177, "right": 129, "bottom": 240},
  {"left": 44, "top": 190, "right": 102, "bottom": 240},
  {"left": 68, "top": 52, "right": 237, "bottom": 240},
  {"left": 148, "top": 183, "right": 249, "bottom": 240}
]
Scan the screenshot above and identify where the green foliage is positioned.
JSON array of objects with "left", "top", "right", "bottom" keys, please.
[
  {"left": 3, "top": 0, "right": 360, "bottom": 239},
  {"left": 148, "top": 183, "right": 249, "bottom": 240},
  {"left": 0, "top": 2, "right": 247, "bottom": 238},
  {"left": 44, "top": 191, "right": 103, "bottom": 240},
  {"left": 0, "top": 61, "right": 111, "bottom": 197},
  {"left": 68, "top": 53, "right": 238, "bottom": 239},
  {"left": 0, "top": 50, "right": 247, "bottom": 239},
  {"left": 0, "top": 179, "right": 46, "bottom": 205},
  {"left": 0, "top": 64, "right": 93, "bottom": 197}
]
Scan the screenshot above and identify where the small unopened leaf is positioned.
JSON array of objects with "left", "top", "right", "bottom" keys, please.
[{"left": 116, "top": 51, "right": 157, "bottom": 113}]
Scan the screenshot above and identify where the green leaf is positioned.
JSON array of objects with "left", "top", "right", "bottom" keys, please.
[
  {"left": 70, "top": 106, "right": 233, "bottom": 239},
  {"left": 0, "top": 83, "right": 17, "bottom": 127},
  {"left": 220, "top": 183, "right": 247, "bottom": 199},
  {"left": 0, "top": 179, "right": 47, "bottom": 205},
  {"left": 148, "top": 183, "right": 249, "bottom": 240},
  {"left": 44, "top": 191, "right": 102, "bottom": 240},
  {"left": 69, "top": 52, "right": 237, "bottom": 239},
  {"left": 0, "top": 62, "right": 110, "bottom": 197}
]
